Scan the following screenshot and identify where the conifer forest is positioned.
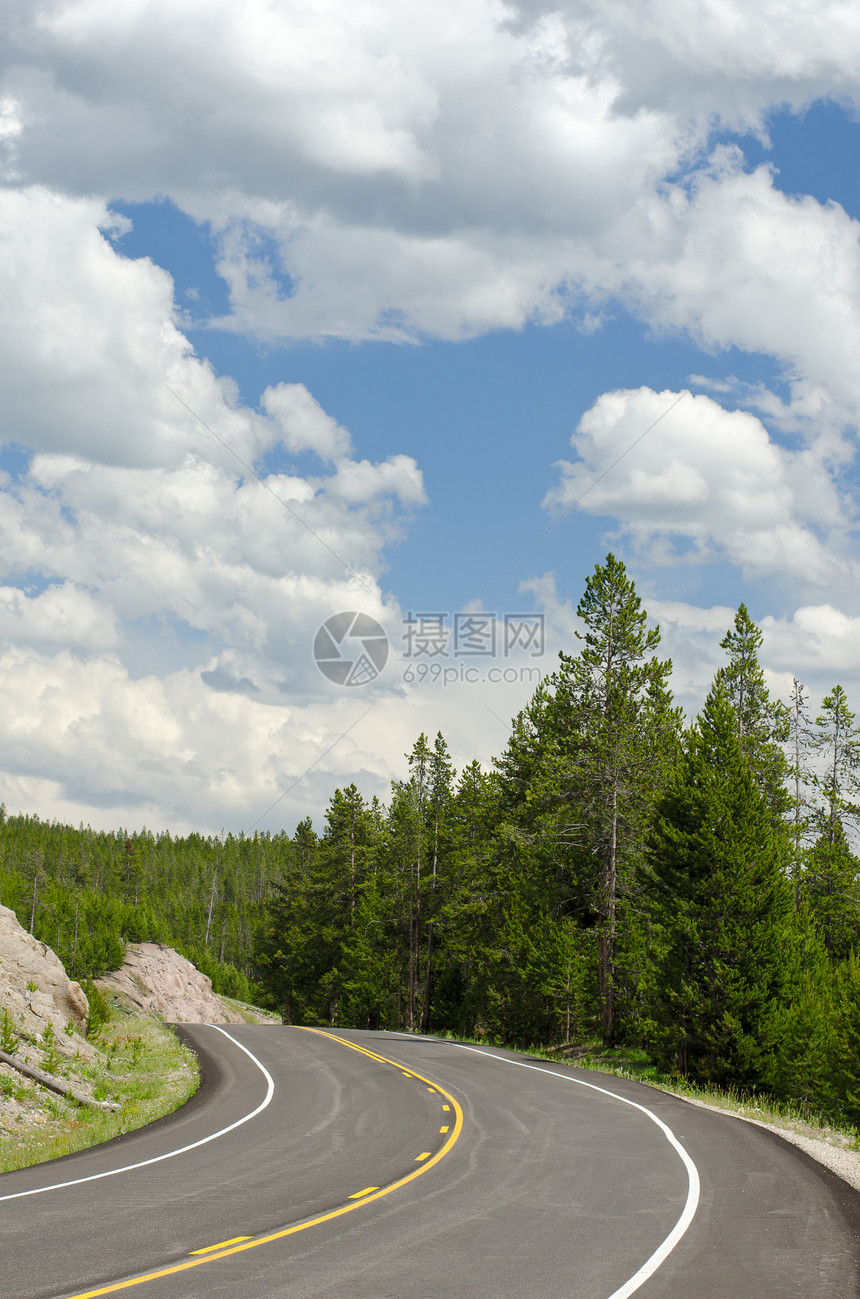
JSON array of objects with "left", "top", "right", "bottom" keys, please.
[{"left": 2, "top": 555, "right": 859, "bottom": 1124}]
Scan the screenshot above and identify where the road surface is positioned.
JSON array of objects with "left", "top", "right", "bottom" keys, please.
[{"left": 1, "top": 1025, "right": 857, "bottom": 1298}]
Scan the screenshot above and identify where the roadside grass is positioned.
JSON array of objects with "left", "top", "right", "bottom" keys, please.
[
  {"left": 0, "top": 1011, "right": 199, "bottom": 1174},
  {"left": 567, "top": 1044, "right": 860, "bottom": 1149},
  {"left": 434, "top": 1031, "right": 860, "bottom": 1151},
  {"left": 219, "top": 996, "right": 281, "bottom": 1025}
]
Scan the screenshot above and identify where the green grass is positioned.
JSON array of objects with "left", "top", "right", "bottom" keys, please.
[
  {"left": 219, "top": 996, "right": 281, "bottom": 1025},
  {"left": 433, "top": 1030, "right": 860, "bottom": 1151},
  {"left": 0, "top": 1013, "right": 199, "bottom": 1173},
  {"left": 562, "top": 1044, "right": 859, "bottom": 1147}
]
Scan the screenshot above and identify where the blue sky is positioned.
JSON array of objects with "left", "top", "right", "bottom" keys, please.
[
  {"left": 105, "top": 190, "right": 801, "bottom": 618},
  {"left": 1, "top": 2, "right": 860, "bottom": 833}
]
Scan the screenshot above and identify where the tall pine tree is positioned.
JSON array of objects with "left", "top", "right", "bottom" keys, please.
[
  {"left": 553, "top": 553, "right": 679, "bottom": 1043},
  {"left": 644, "top": 685, "right": 797, "bottom": 1085},
  {"left": 715, "top": 603, "right": 788, "bottom": 818}
]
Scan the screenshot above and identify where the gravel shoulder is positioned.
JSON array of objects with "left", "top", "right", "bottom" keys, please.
[{"left": 666, "top": 1090, "right": 860, "bottom": 1192}]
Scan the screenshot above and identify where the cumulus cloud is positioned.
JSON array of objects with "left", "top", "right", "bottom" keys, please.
[
  {"left": 0, "top": 0, "right": 855, "bottom": 353},
  {"left": 3, "top": 1, "right": 860, "bottom": 828},
  {"left": 546, "top": 387, "right": 857, "bottom": 586},
  {"left": 644, "top": 594, "right": 860, "bottom": 733},
  {"left": 0, "top": 187, "right": 271, "bottom": 470},
  {"left": 0, "top": 584, "right": 118, "bottom": 653},
  {"left": 262, "top": 383, "right": 352, "bottom": 462},
  {"left": 762, "top": 604, "right": 860, "bottom": 677},
  {"left": 0, "top": 646, "right": 392, "bottom": 831},
  {"left": 609, "top": 155, "right": 860, "bottom": 427},
  {"left": 0, "top": 178, "right": 440, "bottom": 827},
  {"left": 0, "top": 0, "right": 855, "bottom": 406}
]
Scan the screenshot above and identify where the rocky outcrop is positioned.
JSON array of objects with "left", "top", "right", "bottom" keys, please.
[
  {"left": 98, "top": 943, "right": 245, "bottom": 1024},
  {"left": 0, "top": 905, "right": 94, "bottom": 1060}
]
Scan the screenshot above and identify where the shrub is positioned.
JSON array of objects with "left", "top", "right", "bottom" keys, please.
[{"left": 81, "top": 978, "right": 112, "bottom": 1038}]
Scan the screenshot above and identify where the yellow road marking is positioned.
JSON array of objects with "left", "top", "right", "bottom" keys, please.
[
  {"left": 347, "top": 1186, "right": 380, "bottom": 1199},
  {"left": 440, "top": 1126, "right": 449, "bottom": 1133},
  {"left": 189, "top": 1237, "right": 250, "bottom": 1255},
  {"left": 442, "top": 1104, "right": 450, "bottom": 1111},
  {"left": 427, "top": 1087, "right": 436, "bottom": 1093},
  {"left": 415, "top": 1152, "right": 431, "bottom": 1161},
  {"left": 65, "top": 1029, "right": 464, "bottom": 1299}
]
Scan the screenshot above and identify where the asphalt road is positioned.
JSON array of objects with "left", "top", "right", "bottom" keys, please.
[{"left": 1, "top": 1025, "right": 858, "bottom": 1298}]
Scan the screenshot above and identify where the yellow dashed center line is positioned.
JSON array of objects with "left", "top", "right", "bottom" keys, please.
[
  {"left": 440, "top": 1126, "right": 449, "bottom": 1134},
  {"left": 64, "top": 1030, "right": 464, "bottom": 1299}
]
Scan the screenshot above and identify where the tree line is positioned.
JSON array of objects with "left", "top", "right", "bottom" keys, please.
[
  {"left": 256, "top": 555, "right": 860, "bottom": 1122},
  {"left": 1, "top": 553, "right": 857, "bottom": 1122},
  {"left": 0, "top": 815, "right": 286, "bottom": 1001}
]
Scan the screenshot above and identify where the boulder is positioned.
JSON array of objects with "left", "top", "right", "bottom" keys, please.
[
  {"left": 98, "top": 943, "right": 245, "bottom": 1024},
  {"left": 0, "top": 904, "right": 95, "bottom": 1059}
]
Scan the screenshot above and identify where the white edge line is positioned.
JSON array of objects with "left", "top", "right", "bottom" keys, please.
[
  {"left": 455, "top": 1044, "right": 700, "bottom": 1299},
  {"left": 0, "top": 1026, "right": 275, "bottom": 1203}
]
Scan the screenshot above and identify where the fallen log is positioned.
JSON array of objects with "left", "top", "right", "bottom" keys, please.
[
  {"left": 542, "top": 1042, "right": 595, "bottom": 1058},
  {"left": 0, "top": 1049, "right": 117, "bottom": 1111}
]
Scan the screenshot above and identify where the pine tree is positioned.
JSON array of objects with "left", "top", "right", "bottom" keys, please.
[
  {"left": 716, "top": 603, "right": 789, "bottom": 817},
  {"left": 812, "top": 684, "right": 860, "bottom": 844},
  {"left": 832, "top": 953, "right": 860, "bottom": 1119},
  {"left": 644, "top": 684, "right": 797, "bottom": 1085},
  {"left": 254, "top": 820, "right": 323, "bottom": 1023},
  {"left": 785, "top": 677, "right": 815, "bottom": 908},
  {"left": 552, "top": 553, "right": 680, "bottom": 1043},
  {"left": 419, "top": 734, "right": 455, "bottom": 1032},
  {"left": 802, "top": 820, "right": 860, "bottom": 958}
]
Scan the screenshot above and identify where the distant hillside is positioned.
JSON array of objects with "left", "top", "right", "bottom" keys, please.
[{"left": 0, "top": 808, "right": 290, "bottom": 1001}]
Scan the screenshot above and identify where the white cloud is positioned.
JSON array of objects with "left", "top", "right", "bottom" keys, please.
[
  {"left": 0, "top": 584, "right": 118, "bottom": 652},
  {"left": 635, "top": 594, "right": 860, "bottom": 728},
  {"left": 0, "top": 178, "right": 440, "bottom": 828},
  {"left": 611, "top": 156, "right": 860, "bottom": 426},
  {"left": 0, "top": 636, "right": 556, "bottom": 834},
  {"left": 262, "top": 383, "right": 352, "bottom": 462},
  {"left": 1, "top": 0, "right": 859, "bottom": 372},
  {"left": 4, "top": 2, "right": 860, "bottom": 829},
  {"left": 546, "top": 387, "right": 857, "bottom": 586},
  {"left": 0, "top": 187, "right": 270, "bottom": 471},
  {"left": 762, "top": 604, "right": 860, "bottom": 677}
]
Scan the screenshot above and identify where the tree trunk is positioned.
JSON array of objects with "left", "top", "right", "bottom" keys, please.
[
  {"left": 205, "top": 870, "right": 218, "bottom": 945},
  {"left": 599, "top": 781, "right": 618, "bottom": 1044},
  {"left": 419, "top": 921, "right": 434, "bottom": 1034}
]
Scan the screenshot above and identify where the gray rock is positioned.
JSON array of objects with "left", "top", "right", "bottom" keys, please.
[
  {"left": 98, "top": 943, "right": 244, "bottom": 1024},
  {"left": 0, "top": 904, "right": 95, "bottom": 1061}
]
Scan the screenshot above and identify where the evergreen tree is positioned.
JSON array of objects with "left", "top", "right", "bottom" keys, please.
[
  {"left": 785, "top": 677, "right": 815, "bottom": 908},
  {"left": 419, "top": 734, "right": 455, "bottom": 1032},
  {"left": 802, "top": 820, "right": 860, "bottom": 958},
  {"left": 716, "top": 603, "right": 789, "bottom": 817},
  {"left": 552, "top": 553, "right": 679, "bottom": 1043},
  {"left": 254, "top": 820, "right": 323, "bottom": 1022},
  {"left": 644, "top": 685, "right": 797, "bottom": 1085},
  {"left": 812, "top": 684, "right": 860, "bottom": 844},
  {"left": 764, "top": 937, "right": 837, "bottom": 1115},
  {"left": 832, "top": 953, "right": 860, "bottom": 1119}
]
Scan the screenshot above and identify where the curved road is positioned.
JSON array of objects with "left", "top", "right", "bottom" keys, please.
[{"left": 1, "top": 1026, "right": 858, "bottom": 1298}]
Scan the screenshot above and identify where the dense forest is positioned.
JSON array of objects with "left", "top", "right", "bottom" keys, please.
[
  {"left": 2, "top": 554, "right": 859, "bottom": 1122},
  {"left": 0, "top": 816, "right": 283, "bottom": 1001}
]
